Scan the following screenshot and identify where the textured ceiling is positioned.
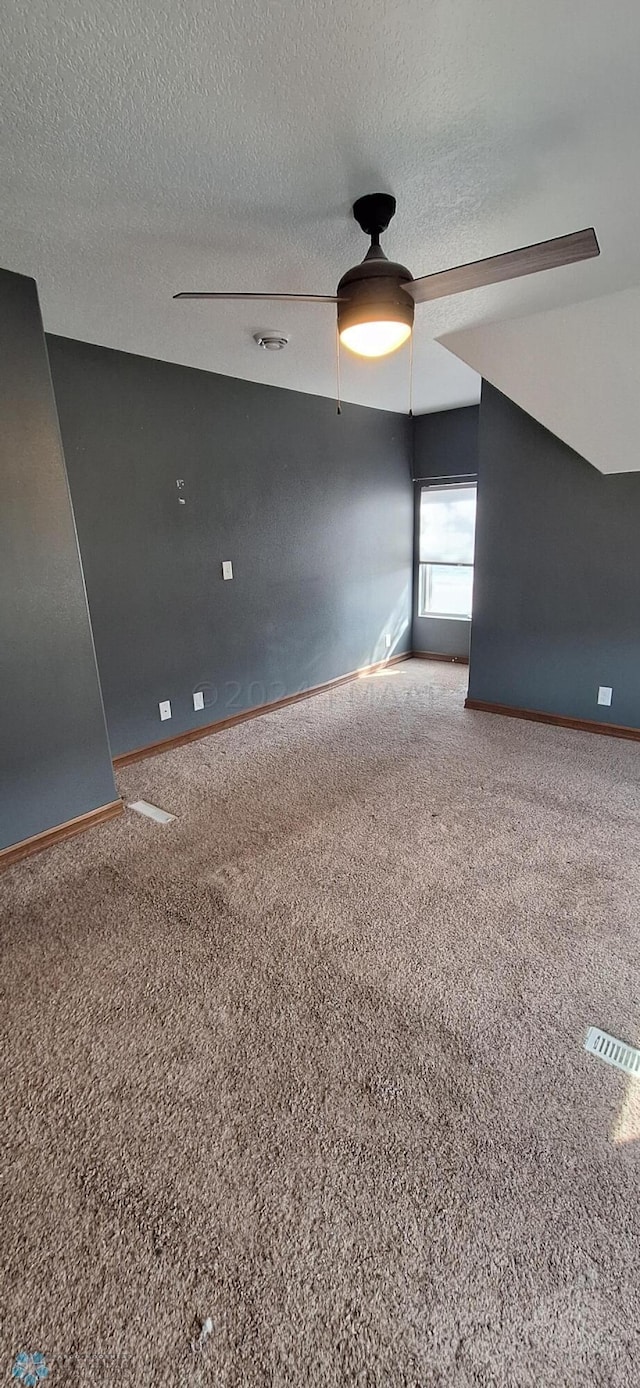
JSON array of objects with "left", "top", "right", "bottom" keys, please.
[
  {"left": 1, "top": 0, "right": 639, "bottom": 414},
  {"left": 442, "top": 287, "right": 640, "bottom": 474}
]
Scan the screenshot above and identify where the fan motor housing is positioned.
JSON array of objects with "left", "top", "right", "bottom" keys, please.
[{"left": 337, "top": 249, "right": 415, "bottom": 338}]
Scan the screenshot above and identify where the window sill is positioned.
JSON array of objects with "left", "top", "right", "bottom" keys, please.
[{"left": 417, "top": 612, "right": 471, "bottom": 623}]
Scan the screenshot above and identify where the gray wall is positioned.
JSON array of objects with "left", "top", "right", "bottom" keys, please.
[
  {"left": 47, "top": 336, "right": 414, "bottom": 758},
  {"left": 412, "top": 405, "right": 479, "bottom": 660},
  {"left": 0, "top": 271, "right": 117, "bottom": 851},
  {"left": 469, "top": 383, "right": 640, "bottom": 728}
]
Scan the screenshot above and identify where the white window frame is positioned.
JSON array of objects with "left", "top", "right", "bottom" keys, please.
[{"left": 418, "top": 482, "right": 476, "bottom": 622}]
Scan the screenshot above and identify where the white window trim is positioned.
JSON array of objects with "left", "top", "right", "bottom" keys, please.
[{"left": 417, "top": 482, "right": 476, "bottom": 622}]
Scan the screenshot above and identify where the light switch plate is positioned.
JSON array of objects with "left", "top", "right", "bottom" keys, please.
[
  {"left": 193, "top": 691, "right": 205, "bottom": 711},
  {"left": 222, "top": 560, "right": 233, "bottom": 580},
  {"left": 159, "top": 699, "right": 172, "bottom": 721},
  {"left": 597, "top": 686, "right": 613, "bottom": 706}
]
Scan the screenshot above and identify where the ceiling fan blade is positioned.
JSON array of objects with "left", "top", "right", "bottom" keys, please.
[
  {"left": 406, "top": 228, "right": 600, "bottom": 305},
  {"left": 173, "top": 291, "right": 341, "bottom": 303}
]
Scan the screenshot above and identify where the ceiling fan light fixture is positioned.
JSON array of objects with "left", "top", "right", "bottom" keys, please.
[
  {"left": 336, "top": 227, "right": 415, "bottom": 360},
  {"left": 339, "top": 318, "right": 411, "bottom": 358},
  {"left": 176, "top": 184, "right": 600, "bottom": 385}
]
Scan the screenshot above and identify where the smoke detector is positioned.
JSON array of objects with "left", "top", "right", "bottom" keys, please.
[{"left": 253, "top": 333, "right": 289, "bottom": 351}]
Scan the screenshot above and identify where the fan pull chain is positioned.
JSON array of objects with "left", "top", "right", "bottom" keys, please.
[
  {"left": 336, "top": 326, "right": 342, "bottom": 415},
  {"left": 408, "top": 330, "right": 414, "bottom": 418}
]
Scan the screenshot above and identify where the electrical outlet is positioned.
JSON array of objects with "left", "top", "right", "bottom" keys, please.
[
  {"left": 385, "top": 633, "right": 392, "bottom": 650},
  {"left": 159, "top": 699, "right": 172, "bottom": 721},
  {"left": 597, "top": 686, "right": 613, "bottom": 707},
  {"left": 222, "top": 560, "right": 233, "bottom": 580},
  {"left": 193, "top": 691, "right": 205, "bottom": 711}
]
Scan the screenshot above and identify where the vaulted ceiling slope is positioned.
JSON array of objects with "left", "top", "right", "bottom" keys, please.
[
  {"left": 0, "top": 0, "right": 639, "bottom": 417},
  {"left": 441, "top": 287, "right": 640, "bottom": 475}
]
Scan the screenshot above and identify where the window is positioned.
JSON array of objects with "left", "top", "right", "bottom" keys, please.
[{"left": 418, "top": 483, "right": 477, "bottom": 620}]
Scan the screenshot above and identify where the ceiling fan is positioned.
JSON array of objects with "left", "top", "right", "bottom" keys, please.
[{"left": 174, "top": 193, "right": 599, "bottom": 359}]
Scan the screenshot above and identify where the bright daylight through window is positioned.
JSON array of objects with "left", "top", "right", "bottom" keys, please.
[{"left": 418, "top": 484, "right": 477, "bottom": 620}]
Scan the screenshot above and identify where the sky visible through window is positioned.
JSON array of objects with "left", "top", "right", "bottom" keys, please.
[
  {"left": 419, "top": 486, "right": 476, "bottom": 565},
  {"left": 419, "top": 485, "right": 476, "bottom": 618}
]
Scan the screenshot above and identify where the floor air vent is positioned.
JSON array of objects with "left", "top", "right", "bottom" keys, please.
[
  {"left": 127, "top": 799, "right": 176, "bottom": 824},
  {"left": 585, "top": 1027, "right": 640, "bottom": 1079}
]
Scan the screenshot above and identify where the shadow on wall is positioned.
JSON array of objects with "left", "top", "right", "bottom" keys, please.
[
  {"left": 48, "top": 334, "right": 415, "bottom": 761},
  {"left": 184, "top": 587, "right": 412, "bottom": 725}
]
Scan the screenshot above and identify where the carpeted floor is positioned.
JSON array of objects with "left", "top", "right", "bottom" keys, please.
[{"left": 2, "top": 659, "right": 640, "bottom": 1386}]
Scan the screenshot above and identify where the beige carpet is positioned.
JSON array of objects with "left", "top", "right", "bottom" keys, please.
[{"left": 2, "top": 659, "right": 640, "bottom": 1386}]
